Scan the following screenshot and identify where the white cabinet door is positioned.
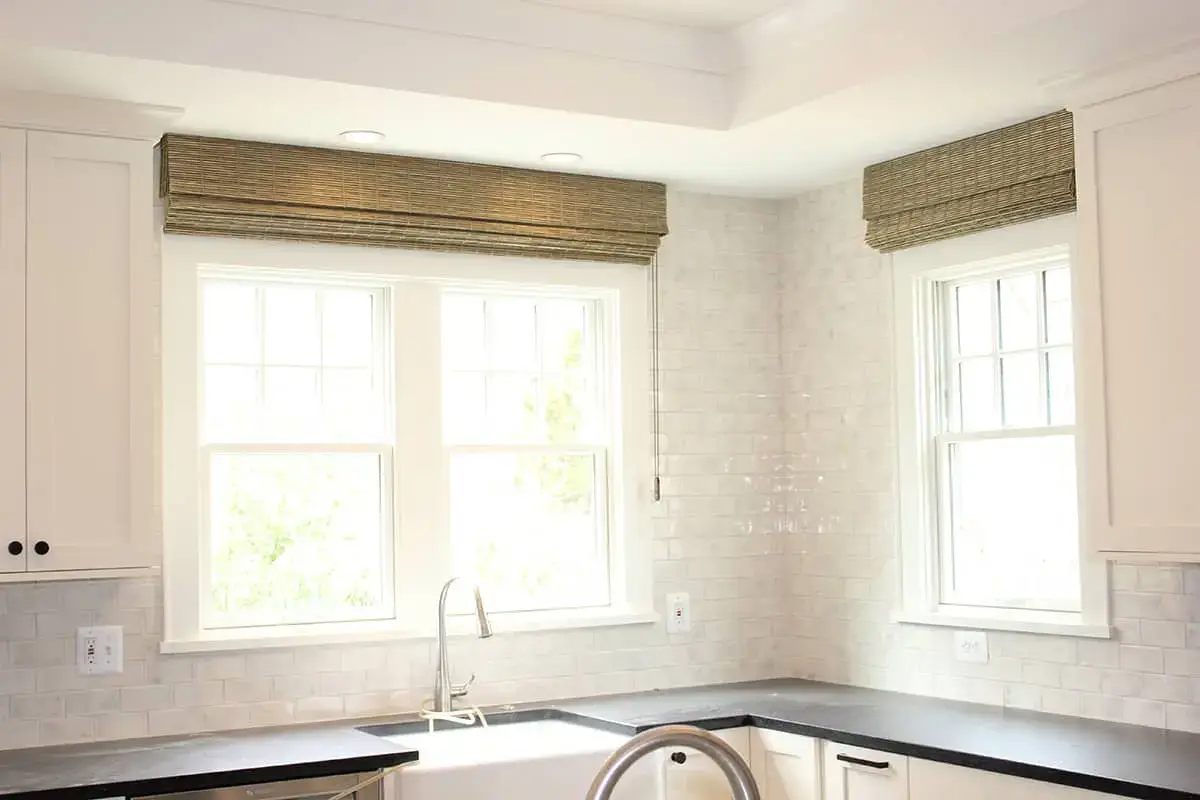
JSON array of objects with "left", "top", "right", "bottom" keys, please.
[
  {"left": 822, "top": 742, "right": 908, "bottom": 800},
  {"left": 663, "top": 727, "right": 751, "bottom": 800},
  {"left": 24, "top": 131, "right": 155, "bottom": 573},
  {"left": 1074, "top": 75, "right": 1200, "bottom": 558},
  {"left": 749, "top": 728, "right": 819, "bottom": 800},
  {"left": 909, "top": 758, "right": 1126, "bottom": 800},
  {"left": 0, "top": 128, "right": 25, "bottom": 574}
]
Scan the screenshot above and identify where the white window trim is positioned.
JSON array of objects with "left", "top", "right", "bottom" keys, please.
[
  {"left": 889, "top": 215, "right": 1111, "bottom": 639},
  {"left": 162, "top": 236, "right": 655, "bottom": 653}
]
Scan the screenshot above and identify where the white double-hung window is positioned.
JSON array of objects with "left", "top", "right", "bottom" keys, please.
[
  {"left": 892, "top": 215, "right": 1109, "bottom": 637},
  {"left": 162, "top": 237, "right": 651, "bottom": 651}
]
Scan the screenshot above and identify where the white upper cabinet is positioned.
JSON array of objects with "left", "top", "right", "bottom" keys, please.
[
  {"left": 0, "top": 128, "right": 26, "bottom": 575},
  {"left": 0, "top": 128, "right": 156, "bottom": 579},
  {"left": 1074, "top": 71, "right": 1200, "bottom": 559},
  {"left": 749, "top": 728, "right": 820, "bottom": 800},
  {"left": 822, "top": 742, "right": 909, "bottom": 800}
]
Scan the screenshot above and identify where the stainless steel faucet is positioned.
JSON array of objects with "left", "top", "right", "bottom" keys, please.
[
  {"left": 432, "top": 576, "right": 494, "bottom": 713},
  {"left": 586, "top": 725, "right": 761, "bottom": 800}
]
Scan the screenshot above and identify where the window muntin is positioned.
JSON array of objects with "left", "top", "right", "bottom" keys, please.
[
  {"left": 199, "top": 278, "right": 394, "bottom": 630},
  {"left": 441, "top": 294, "right": 610, "bottom": 613},
  {"left": 165, "top": 238, "right": 651, "bottom": 650},
  {"left": 934, "top": 263, "right": 1080, "bottom": 613}
]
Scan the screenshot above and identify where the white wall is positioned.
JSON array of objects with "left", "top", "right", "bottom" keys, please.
[
  {"left": 0, "top": 190, "right": 787, "bottom": 749},
  {"left": 7, "top": 178, "right": 1200, "bottom": 750},
  {"left": 781, "top": 177, "right": 1200, "bottom": 733}
]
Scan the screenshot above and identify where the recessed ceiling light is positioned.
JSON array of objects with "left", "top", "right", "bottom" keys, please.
[
  {"left": 541, "top": 152, "right": 583, "bottom": 165},
  {"left": 339, "top": 130, "right": 386, "bottom": 145}
]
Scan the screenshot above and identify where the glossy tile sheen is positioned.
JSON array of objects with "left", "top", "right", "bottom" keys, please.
[
  {"left": 779, "top": 179, "right": 1200, "bottom": 732},
  {"left": 0, "top": 190, "right": 788, "bottom": 749}
]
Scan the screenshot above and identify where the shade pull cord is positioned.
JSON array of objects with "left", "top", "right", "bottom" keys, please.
[{"left": 650, "top": 252, "right": 663, "bottom": 503}]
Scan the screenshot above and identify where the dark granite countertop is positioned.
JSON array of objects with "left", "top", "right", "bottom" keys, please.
[
  {"left": 5, "top": 678, "right": 1200, "bottom": 800},
  {"left": 0, "top": 725, "right": 417, "bottom": 800},
  {"left": 544, "top": 679, "right": 1200, "bottom": 800}
]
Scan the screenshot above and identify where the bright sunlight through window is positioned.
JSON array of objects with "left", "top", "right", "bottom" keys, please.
[
  {"left": 442, "top": 295, "right": 609, "bottom": 613},
  {"left": 938, "top": 266, "right": 1078, "bottom": 612},
  {"left": 201, "top": 280, "right": 393, "bottom": 629},
  {"left": 892, "top": 217, "right": 1106, "bottom": 636},
  {"left": 164, "top": 238, "right": 650, "bottom": 650}
]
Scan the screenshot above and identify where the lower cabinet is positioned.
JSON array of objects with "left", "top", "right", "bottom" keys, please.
[
  {"left": 908, "top": 758, "right": 1128, "bottom": 800},
  {"left": 822, "top": 743, "right": 909, "bottom": 800},
  {"left": 663, "top": 727, "right": 750, "bottom": 800},
  {"left": 750, "top": 728, "right": 820, "bottom": 800}
]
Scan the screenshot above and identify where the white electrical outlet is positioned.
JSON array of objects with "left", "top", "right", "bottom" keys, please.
[
  {"left": 666, "top": 592, "right": 690, "bottom": 633},
  {"left": 77, "top": 626, "right": 123, "bottom": 675},
  {"left": 953, "top": 630, "right": 988, "bottom": 663}
]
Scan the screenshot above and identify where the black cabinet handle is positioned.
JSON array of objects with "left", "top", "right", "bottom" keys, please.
[
  {"left": 836, "top": 754, "right": 890, "bottom": 770},
  {"left": 7, "top": 541, "right": 22, "bottom": 556},
  {"left": 33, "top": 541, "right": 49, "bottom": 556},
  {"left": 670, "top": 751, "right": 687, "bottom": 765}
]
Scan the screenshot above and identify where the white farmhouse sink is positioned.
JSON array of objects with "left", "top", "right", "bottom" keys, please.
[
  {"left": 381, "top": 720, "right": 659, "bottom": 799},
  {"left": 382, "top": 720, "right": 629, "bottom": 765}
]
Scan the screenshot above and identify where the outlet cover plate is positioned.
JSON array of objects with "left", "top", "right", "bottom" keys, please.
[
  {"left": 954, "top": 630, "right": 988, "bottom": 663},
  {"left": 666, "top": 592, "right": 690, "bottom": 634},
  {"left": 77, "top": 626, "right": 123, "bottom": 675}
]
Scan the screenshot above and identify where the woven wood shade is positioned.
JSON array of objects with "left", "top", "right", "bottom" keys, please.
[
  {"left": 863, "top": 110, "right": 1076, "bottom": 252},
  {"left": 158, "top": 135, "right": 668, "bottom": 265}
]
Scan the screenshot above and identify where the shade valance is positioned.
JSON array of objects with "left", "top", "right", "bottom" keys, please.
[
  {"left": 863, "top": 110, "right": 1076, "bottom": 252},
  {"left": 159, "top": 135, "right": 668, "bottom": 265}
]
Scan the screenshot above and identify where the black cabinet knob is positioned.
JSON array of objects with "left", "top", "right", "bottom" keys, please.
[
  {"left": 7, "top": 541, "right": 22, "bottom": 556},
  {"left": 670, "top": 751, "right": 687, "bottom": 765},
  {"left": 33, "top": 541, "right": 49, "bottom": 556}
]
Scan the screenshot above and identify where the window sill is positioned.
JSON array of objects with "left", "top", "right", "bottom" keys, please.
[
  {"left": 161, "top": 607, "right": 659, "bottom": 654},
  {"left": 892, "top": 608, "right": 1112, "bottom": 639}
]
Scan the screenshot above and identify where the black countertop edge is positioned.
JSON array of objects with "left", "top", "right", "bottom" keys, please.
[
  {"left": 549, "top": 707, "right": 1198, "bottom": 800},
  {"left": 739, "top": 716, "right": 1191, "bottom": 800},
  {"left": 2, "top": 751, "right": 418, "bottom": 800},
  {"left": 361, "top": 707, "right": 1194, "bottom": 800}
]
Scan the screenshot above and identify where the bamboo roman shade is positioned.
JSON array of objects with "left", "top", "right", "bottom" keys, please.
[
  {"left": 862, "top": 110, "right": 1076, "bottom": 252},
  {"left": 158, "top": 135, "right": 668, "bottom": 265}
]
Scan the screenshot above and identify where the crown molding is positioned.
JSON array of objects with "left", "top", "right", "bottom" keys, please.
[
  {"left": 1042, "top": 36, "right": 1200, "bottom": 109},
  {"left": 0, "top": 89, "right": 182, "bottom": 140}
]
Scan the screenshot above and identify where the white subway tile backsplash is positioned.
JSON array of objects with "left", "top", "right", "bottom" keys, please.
[
  {"left": 1119, "top": 645, "right": 1166, "bottom": 674},
  {"left": 12, "top": 693, "right": 64, "bottom": 720},
  {"left": 37, "top": 717, "right": 95, "bottom": 745},
  {"left": 173, "top": 682, "right": 225, "bottom": 708},
  {"left": 120, "top": 685, "right": 174, "bottom": 713},
  {"left": 0, "top": 190, "right": 785, "bottom": 749},
  {"left": 4, "top": 185, "right": 1200, "bottom": 748},
  {"left": 96, "top": 712, "right": 149, "bottom": 741},
  {"left": 780, "top": 177, "right": 1200, "bottom": 733},
  {"left": 195, "top": 655, "right": 247, "bottom": 682},
  {"left": 64, "top": 689, "right": 122, "bottom": 717},
  {"left": 223, "top": 678, "right": 272, "bottom": 705}
]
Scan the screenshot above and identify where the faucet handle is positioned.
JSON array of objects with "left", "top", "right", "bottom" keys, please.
[{"left": 450, "top": 673, "right": 476, "bottom": 698}]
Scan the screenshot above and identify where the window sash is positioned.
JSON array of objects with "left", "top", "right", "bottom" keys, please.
[
  {"left": 163, "top": 236, "right": 652, "bottom": 649},
  {"left": 933, "top": 428, "right": 1080, "bottom": 613},
  {"left": 940, "top": 266, "right": 1071, "bottom": 433},
  {"left": 445, "top": 442, "right": 612, "bottom": 608},
  {"left": 926, "top": 252, "right": 1082, "bottom": 613},
  {"left": 197, "top": 276, "right": 391, "bottom": 446},
  {"left": 441, "top": 293, "right": 609, "bottom": 449},
  {"left": 198, "top": 442, "right": 397, "bottom": 631}
]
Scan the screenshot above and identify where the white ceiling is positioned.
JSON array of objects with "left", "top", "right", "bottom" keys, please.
[
  {"left": 0, "top": 0, "right": 1198, "bottom": 196},
  {"left": 526, "top": 0, "right": 789, "bottom": 28}
]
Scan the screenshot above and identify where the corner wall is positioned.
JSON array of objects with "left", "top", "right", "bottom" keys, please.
[{"left": 780, "top": 177, "right": 1200, "bottom": 732}]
